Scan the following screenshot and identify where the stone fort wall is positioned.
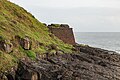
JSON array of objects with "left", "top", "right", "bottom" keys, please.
[{"left": 48, "top": 24, "right": 76, "bottom": 45}]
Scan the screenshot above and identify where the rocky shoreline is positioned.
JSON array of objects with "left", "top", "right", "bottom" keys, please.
[
  {"left": 1, "top": 45, "right": 120, "bottom": 80},
  {"left": 1, "top": 0, "right": 120, "bottom": 80}
]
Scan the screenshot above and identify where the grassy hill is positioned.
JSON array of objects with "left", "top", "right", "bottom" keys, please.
[{"left": 0, "top": 0, "right": 73, "bottom": 72}]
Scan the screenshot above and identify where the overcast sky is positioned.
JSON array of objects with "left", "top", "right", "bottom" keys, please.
[{"left": 9, "top": 0, "right": 120, "bottom": 32}]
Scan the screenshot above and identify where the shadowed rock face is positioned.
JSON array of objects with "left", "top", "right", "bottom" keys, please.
[{"left": 14, "top": 46, "right": 120, "bottom": 80}]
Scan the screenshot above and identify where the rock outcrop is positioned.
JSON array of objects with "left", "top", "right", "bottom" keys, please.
[
  {"left": 48, "top": 24, "right": 76, "bottom": 45},
  {"left": 0, "top": 40, "right": 13, "bottom": 53},
  {"left": 1, "top": 45, "right": 119, "bottom": 80},
  {"left": 20, "top": 37, "right": 31, "bottom": 50},
  {"left": 1, "top": 0, "right": 120, "bottom": 80}
]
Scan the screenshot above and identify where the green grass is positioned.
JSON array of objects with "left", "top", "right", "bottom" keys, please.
[
  {"left": 0, "top": 53, "right": 17, "bottom": 73},
  {"left": 50, "top": 24, "right": 61, "bottom": 28},
  {"left": 0, "top": 0, "right": 74, "bottom": 72},
  {"left": 25, "top": 50, "right": 36, "bottom": 60}
]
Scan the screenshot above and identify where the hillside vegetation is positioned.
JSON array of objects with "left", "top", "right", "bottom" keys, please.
[{"left": 0, "top": 0, "right": 73, "bottom": 72}]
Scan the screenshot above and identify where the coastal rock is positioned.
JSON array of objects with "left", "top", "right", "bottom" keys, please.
[
  {"left": 1, "top": 45, "right": 120, "bottom": 80},
  {"left": 15, "top": 61, "right": 39, "bottom": 80},
  {"left": 13, "top": 45, "right": 120, "bottom": 80}
]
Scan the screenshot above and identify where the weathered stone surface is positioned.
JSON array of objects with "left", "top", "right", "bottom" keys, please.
[
  {"left": 0, "top": 40, "right": 13, "bottom": 53},
  {"left": 13, "top": 45, "right": 120, "bottom": 80},
  {"left": 20, "top": 37, "right": 31, "bottom": 50},
  {"left": 15, "top": 35, "right": 31, "bottom": 50},
  {"left": 3, "top": 40, "right": 13, "bottom": 53},
  {"left": 48, "top": 24, "right": 76, "bottom": 45},
  {"left": 15, "top": 61, "right": 38, "bottom": 80},
  {"left": 1, "top": 45, "right": 120, "bottom": 80},
  {"left": 23, "top": 37, "right": 31, "bottom": 50}
]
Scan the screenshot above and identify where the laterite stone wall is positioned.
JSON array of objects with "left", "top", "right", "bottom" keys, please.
[{"left": 48, "top": 24, "right": 76, "bottom": 45}]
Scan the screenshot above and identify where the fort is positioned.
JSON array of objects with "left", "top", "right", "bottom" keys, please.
[{"left": 47, "top": 24, "right": 76, "bottom": 45}]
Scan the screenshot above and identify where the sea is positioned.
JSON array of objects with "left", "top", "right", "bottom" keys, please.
[{"left": 74, "top": 32, "right": 120, "bottom": 53}]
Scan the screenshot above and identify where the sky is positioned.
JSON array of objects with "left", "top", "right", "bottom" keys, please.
[{"left": 9, "top": 0, "right": 120, "bottom": 32}]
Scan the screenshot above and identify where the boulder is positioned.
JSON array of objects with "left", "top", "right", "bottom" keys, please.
[
  {"left": 0, "top": 40, "right": 13, "bottom": 53},
  {"left": 20, "top": 37, "right": 31, "bottom": 50},
  {"left": 3, "top": 40, "right": 13, "bottom": 53},
  {"left": 15, "top": 61, "right": 41, "bottom": 80}
]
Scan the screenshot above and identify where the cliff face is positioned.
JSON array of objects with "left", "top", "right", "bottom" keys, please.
[
  {"left": 0, "top": 0, "right": 73, "bottom": 75},
  {"left": 1, "top": 0, "right": 120, "bottom": 80},
  {"left": 48, "top": 24, "right": 76, "bottom": 45}
]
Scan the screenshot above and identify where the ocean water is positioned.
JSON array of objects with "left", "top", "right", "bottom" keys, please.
[{"left": 74, "top": 32, "right": 120, "bottom": 53}]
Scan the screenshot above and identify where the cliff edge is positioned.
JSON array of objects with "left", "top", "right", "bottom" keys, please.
[
  {"left": 0, "top": 0, "right": 73, "bottom": 75},
  {"left": 1, "top": 0, "right": 120, "bottom": 80}
]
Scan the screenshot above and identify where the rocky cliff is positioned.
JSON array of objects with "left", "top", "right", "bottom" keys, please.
[
  {"left": 0, "top": 0, "right": 73, "bottom": 77},
  {"left": 1, "top": 0, "right": 120, "bottom": 80},
  {"left": 48, "top": 24, "right": 76, "bottom": 45}
]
